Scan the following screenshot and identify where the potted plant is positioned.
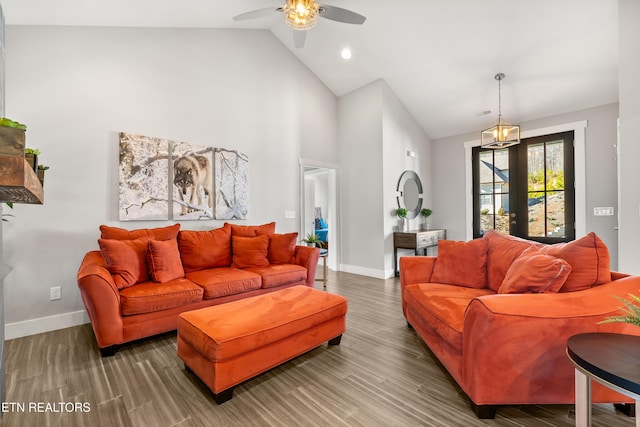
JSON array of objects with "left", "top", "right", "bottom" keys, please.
[
  {"left": 303, "top": 232, "right": 321, "bottom": 247},
  {"left": 420, "top": 208, "right": 433, "bottom": 230},
  {"left": 37, "top": 164, "right": 49, "bottom": 186},
  {"left": 24, "top": 148, "right": 40, "bottom": 172},
  {"left": 396, "top": 207, "right": 408, "bottom": 231},
  {"left": 599, "top": 293, "right": 640, "bottom": 327}
]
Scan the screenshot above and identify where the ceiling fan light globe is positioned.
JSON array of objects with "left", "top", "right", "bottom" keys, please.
[{"left": 284, "top": 0, "right": 319, "bottom": 30}]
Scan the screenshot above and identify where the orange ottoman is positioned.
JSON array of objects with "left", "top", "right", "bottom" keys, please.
[{"left": 177, "top": 285, "right": 347, "bottom": 403}]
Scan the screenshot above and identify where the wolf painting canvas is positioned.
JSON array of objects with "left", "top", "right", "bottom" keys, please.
[
  {"left": 118, "top": 132, "right": 170, "bottom": 221},
  {"left": 172, "top": 141, "right": 214, "bottom": 220}
]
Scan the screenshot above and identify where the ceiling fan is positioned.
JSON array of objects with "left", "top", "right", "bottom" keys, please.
[{"left": 233, "top": 0, "right": 366, "bottom": 48}]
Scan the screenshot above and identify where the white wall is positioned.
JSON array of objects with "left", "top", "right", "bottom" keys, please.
[
  {"left": 338, "top": 81, "right": 384, "bottom": 277},
  {"left": 2, "top": 26, "right": 338, "bottom": 337},
  {"left": 618, "top": 0, "right": 640, "bottom": 274},
  {"left": 381, "top": 82, "right": 431, "bottom": 276},
  {"left": 432, "top": 104, "right": 620, "bottom": 267},
  {"left": 338, "top": 80, "right": 431, "bottom": 278}
]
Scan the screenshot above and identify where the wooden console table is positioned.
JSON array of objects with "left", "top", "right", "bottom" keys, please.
[{"left": 393, "top": 229, "right": 445, "bottom": 276}]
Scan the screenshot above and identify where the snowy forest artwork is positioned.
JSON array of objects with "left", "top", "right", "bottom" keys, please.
[
  {"left": 118, "top": 133, "right": 170, "bottom": 221},
  {"left": 214, "top": 148, "right": 249, "bottom": 220},
  {"left": 118, "top": 132, "right": 248, "bottom": 221}
]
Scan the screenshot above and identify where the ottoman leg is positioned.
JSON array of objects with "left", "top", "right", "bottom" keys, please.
[
  {"left": 328, "top": 334, "right": 342, "bottom": 346},
  {"left": 212, "top": 388, "right": 234, "bottom": 404}
]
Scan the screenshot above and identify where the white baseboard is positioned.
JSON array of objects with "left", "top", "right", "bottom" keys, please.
[
  {"left": 339, "top": 264, "right": 388, "bottom": 279},
  {"left": 5, "top": 310, "right": 90, "bottom": 340}
]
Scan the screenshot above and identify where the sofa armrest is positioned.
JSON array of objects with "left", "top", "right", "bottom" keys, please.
[
  {"left": 399, "top": 256, "right": 436, "bottom": 288},
  {"left": 399, "top": 256, "right": 437, "bottom": 317},
  {"left": 77, "top": 251, "right": 124, "bottom": 348},
  {"left": 293, "top": 245, "right": 320, "bottom": 286},
  {"left": 461, "top": 275, "right": 640, "bottom": 405}
]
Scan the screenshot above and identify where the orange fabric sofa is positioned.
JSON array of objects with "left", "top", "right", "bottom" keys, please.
[
  {"left": 77, "top": 222, "right": 320, "bottom": 356},
  {"left": 400, "top": 230, "right": 640, "bottom": 418}
]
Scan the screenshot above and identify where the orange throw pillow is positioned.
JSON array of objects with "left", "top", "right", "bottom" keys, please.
[
  {"left": 268, "top": 233, "right": 298, "bottom": 264},
  {"left": 178, "top": 224, "right": 232, "bottom": 272},
  {"left": 483, "top": 230, "right": 539, "bottom": 292},
  {"left": 540, "top": 232, "right": 611, "bottom": 292},
  {"left": 99, "top": 224, "right": 180, "bottom": 241},
  {"left": 98, "top": 238, "right": 150, "bottom": 289},
  {"left": 227, "top": 222, "right": 276, "bottom": 237},
  {"left": 431, "top": 238, "right": 489, "bottom": 289},
  {"left": 498, "top": 246, "right": 572, "bottom": 294},
  {"left": 147, "top": 239, "right": 185, "bottom": 283},
  {"left": 231, "top": 235, "right": 270, "bottom": 268}
]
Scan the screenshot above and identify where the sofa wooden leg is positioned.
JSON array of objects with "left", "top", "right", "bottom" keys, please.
[
  {"left": 407, "top": 322, "right": 414, "bottom": 330},
  {"left": 328, "top": 334, "right": 342, "bottom": 345},
  {"left": 212, "top": 388, "right": 234, "bottom": 404},
  {"left": 614, "top": 403, "right": 635, "bottom": 417},
  {"left": 100, "top": 345, "right": 118, "bottom": 357},
  {"left": 471, "top": 402, "right": 497, "bottom": 419}
]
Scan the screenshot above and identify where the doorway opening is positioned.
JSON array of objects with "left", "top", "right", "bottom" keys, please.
[{"left": 300, "top": 161, "right": 338, "bottom": 272}]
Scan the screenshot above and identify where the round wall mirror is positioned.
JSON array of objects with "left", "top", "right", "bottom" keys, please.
[{"left": 396, "top": 170, "right": 423, "bottom": 219}]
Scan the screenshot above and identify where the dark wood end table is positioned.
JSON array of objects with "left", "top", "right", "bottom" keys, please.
[{"left": 567, "top": 332, "right": 640, "bottom": 427}]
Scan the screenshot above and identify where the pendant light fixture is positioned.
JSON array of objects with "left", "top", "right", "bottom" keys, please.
[{"left": 481, "top": 73, "right": 520, "bottom": 149}]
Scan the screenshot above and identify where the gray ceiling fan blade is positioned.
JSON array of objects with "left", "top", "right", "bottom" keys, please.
[
  {"left": 233, "top": 7, "right": 279, "bottom": 21},
  {"left": 293, "top": 30, "right": 307, "bottom": 49},
  {"left": 319, "top": 5, "right": 366, "bottom": 24}
]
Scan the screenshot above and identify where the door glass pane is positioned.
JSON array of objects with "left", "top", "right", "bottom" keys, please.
[
  {"left": 546, "top": 140, "right": 564, "bottom": 190},
  {"left": 527, "top": 195, "right": 545, "bottom": 237},
  {"left": 547, "top": 191, "right": 565, "bottom": 237},
  {"left": 478, "top": 149, "right": 509, "bottom": 235}
]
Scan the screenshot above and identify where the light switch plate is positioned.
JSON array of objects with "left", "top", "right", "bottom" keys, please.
[
  {"left": 593, "top": 207, "right": 614, "bottom": 216},
  {"left": 284, "top": 210, "right": 296, "bottom": 219}
]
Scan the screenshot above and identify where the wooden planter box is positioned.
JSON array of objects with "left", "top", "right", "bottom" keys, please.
[{"left": 0, "top": 128, "right": 44, "bottom": 204}]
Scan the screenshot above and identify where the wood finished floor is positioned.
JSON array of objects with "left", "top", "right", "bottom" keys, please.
[{"left": 1, "top": 271, "right": 635, "bottom": 427}]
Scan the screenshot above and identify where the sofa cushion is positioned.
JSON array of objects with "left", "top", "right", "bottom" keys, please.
[
  {"left": 231, "top": 235, "right": 270, "bottom": 268},
  {"left": 268, "top": 232, "right": 298, "bottom": 264},
  {"left": 431, "top": 238, "right": 489, "bottom": 289},
  {"left": 484, "top": 230, "right": 540, "bottom": 292},
  {"left": 541, "top": 232, "right": 610, "bottom": 292},
  {"left": 147, "top": 239, "right": 185, "bottom": 283},
  {"left": 98, "top": 238, "right": 149, "bottom": 289},
  {"left": 498, "top": 246, "right": 572, "bottom": 294},
  {"left": 178, "top": 223, "right": 232, "bottom": 272},
  {"left": 119, "top": 278, "right": 203, "bottom": 315},
  {"left": 404, "top": 283, "right": 494, "bottom": 354},
  {"left": 100, "top": 224, "right": 180, "bottom": 241},
  {"left": 186, "top": 268, "right": 262, "bottom": 299},
  {"left": 245, "top": 264, "right": 307, "bottom": 288},
  {"left": 228, "top": 222, "right": 276, "bottom": 237}
]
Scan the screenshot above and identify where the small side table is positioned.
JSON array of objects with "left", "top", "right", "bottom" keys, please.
[
  {"left": 567, "top": 332, "right": 640, "bottom": 427},
  {"left": 316, "top": 248, "right": 328, "bottom": 288}
]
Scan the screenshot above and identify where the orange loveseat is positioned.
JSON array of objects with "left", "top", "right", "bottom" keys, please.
[
  {"left": 400, "top": 230, "right": 640, "bottom": 418},
  {"left": 77, "top": 222, "right": 319, "bottom": 356}
]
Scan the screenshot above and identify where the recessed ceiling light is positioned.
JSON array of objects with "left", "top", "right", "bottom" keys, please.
[{"left": 341, "top": 48, "right": 352, "bottom": 60}]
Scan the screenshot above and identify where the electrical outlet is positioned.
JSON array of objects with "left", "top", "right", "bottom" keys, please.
[
  {"left": 284, "top": 210, "right": 296, "bottom": 219},
  {"left": 50, "top": 286, "right": 61, "bottom": 301}
]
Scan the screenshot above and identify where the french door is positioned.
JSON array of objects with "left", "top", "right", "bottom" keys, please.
[{"left": 472, "top": 131, "right": 575, "bottom": 243}]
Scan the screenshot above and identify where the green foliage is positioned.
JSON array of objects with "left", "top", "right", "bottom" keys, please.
[
  {"left": 0, "top": 117, "right": 27, "bottom": 130},
  {"left": 497, "top": 207, "right": 505, "bottom": 216},
  {"left": 37, "top": 164, "right": 50, "bottom": 171},
  {"left": 303, "top": 233, "right": 321, "bottom": 244},
  {"left": 599, "top": 292, "right": 640, "bottom": 327},
  {"left": 396, "top": 208, "right": 408, "bottom": 218},
  {"left": 25, "top": 148, "right": 41, "bottom": 156},
  {"left": 420, "top": 208, "right": 432, "bottom": 218},
  {"left": 480, "top": 208, "right": 489, "bottom": 215},
  {"left": 528, "top": 170, "right": 565, "bottom": 199}
]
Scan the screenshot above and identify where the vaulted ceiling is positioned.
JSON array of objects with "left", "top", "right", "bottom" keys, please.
[{"left": 1, "top": 0, "right": 618, "bottom": 139}]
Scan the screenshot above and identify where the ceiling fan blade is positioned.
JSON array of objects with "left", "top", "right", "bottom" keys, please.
[
  {"left": 232, "top": 7, "right": 279, "bottom": 21},
  {"left": 293, "top": 30, "right": 307, "bottom": 49},
  {"left": 319, "top": 5, "right": 366, "bottom": 25}
]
